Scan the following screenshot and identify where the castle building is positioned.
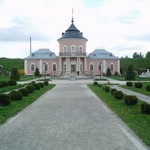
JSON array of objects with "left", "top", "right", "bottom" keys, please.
[{"left": 24, "top": 17, "right": 120, "bottom": 77}]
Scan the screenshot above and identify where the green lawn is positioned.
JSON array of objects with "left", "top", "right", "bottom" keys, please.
[
  {"left": 0, "top": 84, "right": 55, "bottom": 124},
  {"left": 89, "top": 84, "right": 150, "bottom": 147},
  {"left": 121, "top": 82, "right": 150, "bottom": 96}
]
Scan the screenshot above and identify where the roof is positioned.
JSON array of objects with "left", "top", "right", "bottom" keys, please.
[
  {"left": 58, "top": 21, "right": 88, "bottom": 41},
  {"left": 25, "top": 49, "right": 57, "bottom": 60},
  {"left": 88, "top": 49, "right": 118, "bottom": 60}
]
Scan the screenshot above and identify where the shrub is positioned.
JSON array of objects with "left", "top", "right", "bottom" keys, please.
[
  {"left": 126, "top": 81, "right": 132, "bottom": 87},
  {"left": 0, "top": 81, "right": 8, "bottom": 88},
  {"left": 104, "top": 86, "right": 110, "bottom": 92},
  {"left": 19, "top": 88, "right": 29, "bottom": 96},
  {"left": 93, "top": 81, "right": 98, "bottom": 85},
  {"left": 10, "top": 68, "right": 20, "bottom": 81},
  {"left": 134, "top": 82, "right": 143, "bottom": 88},
  {"left": 146, "top": 85, "right": 150, "bottom": 91},
  {"left": 106, "top": 68, "right": 112, "bottom": 76},
  {"left": 0, "top": 94, "right": 11, "bottom": 106},
  {"left": 26, "top": 85, "right": 36, "bottom": 93},
  {"left": 9, "top": 91, "right": 23, "bottom": 101},
  {"left": 141, "top": 103, "right": 150, "bottom": 114},
  {"left": 33, "top": 83, "right": 41, "bottom": 90},
  {"left": 111, "top": 88, "right": 117, "bottom": 95},
  {"left": 44, "top": 80, "right": 49, "bottom": 86},
  {"left": 39, "top": 82, "right": 44, "bottom": 88},
  {"left": 125, "top": 64, "right": 135, "bottom": 80},
  {"left": 97, "top": 84, "right": 102, "bottom": 88},
  {"left": 8, "top": 80, "right": 17, "bottom": 86},
  {"left": 113, "top": 91, "right": 124, "bottom": 100},
  {"left": 124, "top": 95, "right": 138, "bottom": 105}
]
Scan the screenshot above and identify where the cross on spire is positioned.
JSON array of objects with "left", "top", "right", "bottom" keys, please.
[{"left": 71, "top": 9, "right": 74, "bottom": 24}]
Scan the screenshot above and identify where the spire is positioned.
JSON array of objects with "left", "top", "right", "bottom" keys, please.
[{"left": 71, "top": 9, "right": 74, "bottom": 24}]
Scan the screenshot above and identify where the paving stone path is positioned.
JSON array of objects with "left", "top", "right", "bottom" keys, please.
[{"left": 0, "top": 80, "right": 149, "bottom": 150}]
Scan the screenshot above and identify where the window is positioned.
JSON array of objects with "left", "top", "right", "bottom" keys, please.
[
  {"left": 53, "top": 64, "right": 57, "bottom": 71},
  {"left": 79, "top": 46, "right": 83, "bottom": 53},
  {"left": 90, "top": 63, "right": 94, "bottom": 71},
  {"left": 110, "top": 64, "right": 114, "bottom": 71},
  {"left": 30, "top": 64, "right": 35, "bottom": 72},
  {"left": 64, "top": 65, "right": 66, "bottom": 71},
  {"left": 44, "top": 63, "right": 48, "bottom": 71},
  {"left": 63, "top": 46, "right": 67, "bottom": 53},
  {"left": 98, "top": 63, "right": 101, "bottom": 71},
  {"left": 71, "top": 45, "right": 76, "bottom": 53}
]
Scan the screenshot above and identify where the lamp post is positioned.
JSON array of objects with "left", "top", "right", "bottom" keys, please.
[
  {"left": 44, "top": 62, "right": 46, "bottom": 81},
  {"left": 99, "top": 62, "right": 102, "bottom": 79}
]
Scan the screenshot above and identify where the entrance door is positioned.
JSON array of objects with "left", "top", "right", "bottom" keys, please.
[{"left": 71, "top": 65, "right": 76, "bottom": 73}]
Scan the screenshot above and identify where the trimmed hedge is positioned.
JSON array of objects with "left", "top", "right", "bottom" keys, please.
[
  {"left": 146, "top": 85, "right": 150, "bottom": 91},
  {"left": 26, "top": 85, "right": 36, "bottom": 93},
  {"left": 126, "top": 81, "right": 132, "bottom": 87},
  {"left": 111, "top": 88, "right": 117, "bottom": 95},
  {"left": 124, "top": 95, "right": 138, "bottom": 105},
  {"left": 141, "top": 103, "right": 150, "bottom": 114},
  {"left": 113, "top": 91, "right": 124, "bottom": 100},
  {"left": 8, "top": 80, "right": 17, "bottom": 86},
  {"left": 134, "top": 82, "right": 143, "bottom": 88},
  {"left": 0, "top": 81, "right": 8, "bottom": 88},
  {"left": 19, "top": 88, "right": 29, "bottom": 96},
  {"left": 9, "top": 91, "right": 23, "bottom": 101},
  {"left": 44, "top": 80, "right": 49, "bottom": 86},
  {"left": 0, "top": 94, "right": 11, "bottom": 106},
  {"left": 93, "top": 81, "right": 98, "bottom": 85},
  {"left": 104, "top": 86, "right": 110, "bottom": 92}
]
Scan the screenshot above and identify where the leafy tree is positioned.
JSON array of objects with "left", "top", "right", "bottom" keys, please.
[
  {"left": 133, "top": 52, "right": 143, "bottom": 58},
  {"left": 106, "top": 68, "right": 112, "bottom": 76},
  {"left": 34, "top": 67, "right": 40, "bottom": 76},
  {"left": 125, "top": 64, "right": 135, "bottom": 80},
  {"left": 10, "top": 68, "right": 20, "bottom": 81},
  {"left": 145, "top": 51, "right": 150, "bottom": 58}
]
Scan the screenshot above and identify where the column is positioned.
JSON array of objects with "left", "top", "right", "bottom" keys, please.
[
  {"left": 103, "top": 59, "right": 106, "bottom": 74},
  {"left": 118, "top": 59, "right": 120, "bottom": 75},
  {"left": 84, "top": 58, "right": 87, "bottom": 71},
  {"left": 78, "top": 57, "right": 80, "bottom": 71},
  {"left": 59, "top": 57, "right": 62, "bottom": 72},
  {"left": 39, "top": 59, "right": 42, "bottom": 74},
  {"left": 24, "top": 60, "right": 27, "bottom": 75}
]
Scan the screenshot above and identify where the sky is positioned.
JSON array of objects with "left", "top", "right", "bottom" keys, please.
[{"left": 0, "top": 0, "right": 150, "bottom": 58}]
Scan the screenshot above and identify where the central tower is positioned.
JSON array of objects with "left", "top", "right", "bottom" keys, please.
[{"left": 57, "top": 15, "right": 88, "bottom": 76}]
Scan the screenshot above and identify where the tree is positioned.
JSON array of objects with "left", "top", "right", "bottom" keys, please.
[
  {"left": 133, "top": 52, "right": 143, "bottom": 58},
  {"left": 125, "top": 64, "right": 135, "bottom": 80},
  {"left": 10, "top": 68, "right": 20, "bottom": 81},
  {"left": 106, "top": 68, "right": 112, "bottom": 76},
  {"left": 145, "top": 51, "right": 150, "bottom": 58},
  {"left": 34, "top": 67, "right": 40, "bottom": 76}
]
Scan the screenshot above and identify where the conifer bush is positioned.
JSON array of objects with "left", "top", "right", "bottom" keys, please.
[
  {"left": 104, "top": 86, "right": 110, "bottom": 92},
  {"left": 93, "top": 81, "right": 98, "bottom": 85},
  {"left": 111, "top": 88, "right": 117, "bottom": 95},
  {"left": 39, "top": 82, "right": 44, "bottom": 88},
  {"left": 124, "top": 95, "right": 138, "bottom": 105},
  {"left": 26, "top": 85, "right": 36, "bottom": 93},
  {"left": 44, "top": 80, "right": 49, "bottom": 86},
  {"left": 8, "top": 80, "right": 17, "bottom": 86},
  {"left": 113, "top": 91, "right": 124, "bottom": 100},
  {"left": 0, "top": 94, "right": 11, "bottom": 106},
  {"left": 0, "top": 81, "right": 8, "bottom": 88}
]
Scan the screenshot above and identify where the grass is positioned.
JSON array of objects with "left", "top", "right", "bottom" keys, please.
[
  {"left": 0, "top": 84, "right": 55, "bottom": 124},
  {"left": 0, "top": 84, "right": 26, "bottom": 94},
  {"left": 121, "top": 82, "right": 150, "bottom": 96},
  {"left": 109, "top": 75, "right": 150, "bottom": 81},
  {"left": 89, "top": 84, "right": 150, "bottom": 147}
]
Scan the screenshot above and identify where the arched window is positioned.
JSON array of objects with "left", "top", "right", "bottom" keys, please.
[
  {"left": 97, "top": 62, "right": 102, "bottom": 71},
  {"left": 52, "top": 63, "right": 57, "bottom": 71},
  {"left": 44, "top": 63, "right": 48, "bottom": 71},
  {"left": 79, "top": 45, "right": 83, "bottom": 53},
  {"left": 71, "top": 45, "right": 76, "bottom": 53},
  {"left": 89, "top": 63, "right": 94, "bottom": 71},
  {"left": 110, "top": 63, "right": 114, "bottom": 71},
  {"left": 63, "top": 45, "right": 68, "bottom": 53},
  {"left": 30, "top": 63, "right": 35, "bottom": 72}
]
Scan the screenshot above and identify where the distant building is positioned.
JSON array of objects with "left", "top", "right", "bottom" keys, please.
[{"left": 24, "top": 17, "right": 120, "bottom": 77}]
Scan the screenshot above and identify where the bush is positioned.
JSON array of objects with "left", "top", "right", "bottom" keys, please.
[
  {"left": 134, "top": 82, "right": 143, "bottom": 88},
  {"left": 93, "top": 81, "right": 98, "bottom": 85},
  {"left": 104, "top": 86, "right": 110, "bottom": 92},
  {"left": 8, "top": 80, "right": 17, "bottom": 86},
  {"left": 44, "top": 80, "right": 49, "bottom": 86},
  {"left": 124, "top": 95, "right": 138, "bottom": 105},
  {"left": 106, "top": 68, "right": 112, "bottom": 76},
  {"left": 19, "top": 88, "right": 29, "bottom": 96},
  {"left": 113, "top": 91, "right": 124, "bottom": 100},
  {"left": 26, "top": 85, "right": 36, "bottom": 93},
  {"left": 111, "top": 88, "right": 117, "bottom": 95},
  {"left": 10, "top": 68, "right": 20, "bottom": 81},
  {"left": 146, "top": 85, "right": 150, "bottom": 91},
  {"left": 126, "top": 81, "right": 132, "bottom": 87},
  {"left": 0, "top": 94, "right": 11, "bottom": 106},
  {"left": 9, "top": 91, "right": 23, "bottom": 101},
  {"left": 141, "top": 103, "right": 150, "bottom": 114},
  {"left": 34, "top": 83, "right": 41, "bottom": 90},
  {"left": 0, "top": 81, "right": 8, "bottom": 88},
  {"left": 97, "top": 84, "right": 102, "bottom": 88}
]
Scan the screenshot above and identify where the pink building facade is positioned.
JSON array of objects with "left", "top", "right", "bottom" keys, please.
[{"left": 24, "top": 18, "right": 120, "bottom": 77}]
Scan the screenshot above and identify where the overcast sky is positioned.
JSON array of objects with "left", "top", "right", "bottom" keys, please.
[{"left": 0, "top": 0, "right": 150, "bottom": 58}]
